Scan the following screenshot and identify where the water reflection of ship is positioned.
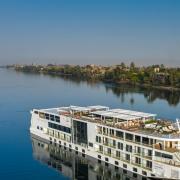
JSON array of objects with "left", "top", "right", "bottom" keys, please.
[{"left": 31, "top": 134, "right": 152, "bottom": 180}]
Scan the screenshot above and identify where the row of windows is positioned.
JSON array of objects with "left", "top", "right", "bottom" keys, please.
[
  {"left": 37, "top": 126, "right": 43, "bottom": 131},
  {"left": 155, "top": 151, "right": 173, "bottom": 159},
  {"left": 45, "top": 114, "right": 60, "bottom": 123},
  {"left": 98, "top": 145, "right": 152, "bottom": 169},
  {"left": 100, "top": 126, "right": 154, "bottom": 145},
  {"left": 89, "top": 142, "right": 93, "bottom": 147},
  {"left": 48, "top": 122, "right": 71, "bottom": 134},
  {"left": 96, "top": 136, "right": 131, "bottom": 151},
  {"left": 96, "top": 136, "right": 154, "bottom": 158},
  {"left": 35, "top": 111, "right": 60, "bottom": 123}
]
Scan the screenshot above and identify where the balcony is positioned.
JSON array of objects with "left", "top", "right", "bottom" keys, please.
[
  {"left": 142, "top": 143, "right": 153, "bottom": 148},
  {"left": 96, "top": 150, "right": 103, "bottom": 154},
  {"left": 131, "top": 161, "right": 141, "bottom": 167},
  {"left": 154, "top": 144, "right": 180, "bottom": 153},
  {"left": 104, "top": 152, "right": 112, "bottom": 157},
  {"left": 134, "top": 152, "right": 152, "bottom": 160},
  {"left": 154, "top": 157, "right": 180, "bottom": 167},
  {"left": 103, "top": 142, "right": 116, "bottom": 149}
]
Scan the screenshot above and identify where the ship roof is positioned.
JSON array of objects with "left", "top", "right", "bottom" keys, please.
[
  {"left": 110, "top": 109, "right": 156, "bottom": 118},
  {"left": 41, "top": 105, "right": 156, "bottom": 121},
  {"left": 69, "top": 105, "right": 91, "bottom": 112},
  {"left": 87, "top": 105, "right": 109, "bottom": 110},
  {"left": 91, "top": 110, "right": 141, "bottom": 121},
  {"left": 34, "top": 105, "right": 180, "bottom": 139}
]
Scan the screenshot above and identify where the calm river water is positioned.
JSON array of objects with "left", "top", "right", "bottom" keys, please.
[{"left": 0, "top": 68, "right": 180, "bottom": 179}]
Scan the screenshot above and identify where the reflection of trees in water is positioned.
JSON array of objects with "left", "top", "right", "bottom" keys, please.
[
  {"left": 41, "top": 74, "right": 180, "bottom": 106},
  {"left": 17, "top": 71, "right": 180, "bottom": 106},
  {"left": 105, "top": 84, "right": 180, "bottom": 106}
]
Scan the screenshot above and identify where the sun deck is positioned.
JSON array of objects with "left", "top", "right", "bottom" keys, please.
[{"left": 39, "top": 105, "right": 180, "bottom": 139}]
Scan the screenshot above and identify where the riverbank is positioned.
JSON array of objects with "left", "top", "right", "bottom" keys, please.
[
  {"left": 103, "top": 80, "right": 180, "bottom": 92},
  {"left": 2, "top": 66, "right": 180, "bottom": 106},
  {"left": 4, "top": 64, "right": 180, "bottom": 92}
]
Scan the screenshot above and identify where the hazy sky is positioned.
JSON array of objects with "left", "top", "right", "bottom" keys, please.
[{"left": 0, "top": 0, "right": 179, "bottom": 66}]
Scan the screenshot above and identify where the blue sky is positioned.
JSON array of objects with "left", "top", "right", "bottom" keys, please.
[{"left": 0, "top": 0, "right": 179, "bottom": 66}]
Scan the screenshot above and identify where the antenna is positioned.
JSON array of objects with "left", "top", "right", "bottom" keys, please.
[{"left": 176, "top": 118, "right": 180, "bottom": 132}]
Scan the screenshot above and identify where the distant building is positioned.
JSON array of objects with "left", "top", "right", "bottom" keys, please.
[{"left": 154, "top": 67, "right": 160, "bottom": 73}]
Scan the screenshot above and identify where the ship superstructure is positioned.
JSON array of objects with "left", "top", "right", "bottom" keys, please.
[{"left": 30, "top": 105, "right": 180, "bottom": 179}]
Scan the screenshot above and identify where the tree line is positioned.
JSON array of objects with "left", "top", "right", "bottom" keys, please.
[{"left": 12, "top": 63, "right": 180, "bottom": 89}]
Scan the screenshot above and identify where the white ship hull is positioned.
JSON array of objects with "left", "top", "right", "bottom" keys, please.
[{"left": 30, "top": 105, "right": 180, "bottom": 179}]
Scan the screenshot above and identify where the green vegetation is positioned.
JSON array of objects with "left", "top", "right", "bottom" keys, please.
[
  {"left": 144, "top": 119, "right": 157, "bottom": 124},
  {"left": 9, "top": 62, "right": 180, "bottom": 90}
]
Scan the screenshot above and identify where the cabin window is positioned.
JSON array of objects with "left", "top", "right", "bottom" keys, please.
[
  {"left": 116, "top": 131, "right": 124, "bottom": 138},
  {"left": 89, "top": 142, "right": 93, "bottom": 147},
  {"left": 99, "top": 145, "right": 103, "bottom": 152},
  {"left": 115, "top": 161, "right": 119, "bottom": 165},
  {"left": 103, "top": 127, "right": 108, "bottom": 135},
  {"left": 135, "top": 135, "right": 141, "bottom": 143},
  {"left": 135, "top": 157, "right": 141, "bottom": 164},
  {"left": 126, "top": 145, "right": 132, "bottom": 152},
  {"left": 148, "top": 150, "right": 152, "bottom": 156},
  {"left": 107, "top": 148, "right": 111, "bottom": 155},
  {"left": 34, "top": 111, "right": 38, "bottom": 114},
  {"left": 96, "top": 136, "right": 98, "bottom": 142},
  {"left": 142, "top": 137, "right": 149, "bottom": 145},
  {"left": 162, "top": 153, "right": 173, "bottom": 159},
  {"left": 48, "top": 122, "right": 71, "bottom": 134},
  {"left": 149, "top": 139, "right": 153, "bottom": 145},
  {"left": 50, "top": 114, "right": 54, "bottom": 121},
  {"left": 116, "top": 151, "right": 121, "bottom": 158},
  {"left": 146, "top": 161, "right": 152, "bottom": 169},
  {"left": 41, "top": 144, "right": 44, "bottom": 148},
  {"left": 155, "top": 152, "right": 173, "bottom": 159},
  {"left": 117, "top": 142, "right": 123, "bottom": 150},
  {"left": 125, "top": 133, "right": 133, "bottom": 141},
  {"left": 45, "top": 113, "right": 49, "bottom": 120},
  {"left": 137, "top": 146, "right": 141, "bottom": 154},
  {"left": 109, "top": 129, "right": 114, "bottom": 136},
  {"left": 105, "top": 157, "right": 109, "bottom": 162},
  {"left": 55, "top": 116, "right": 60, "bottom": 122},
  {"left": 125, "top": 154, "right": 130, "bottom": 161},
  {"left": 96, "top": 136, "right": 101, "bottom": 143},
  {"left": 133, "top": 167, "right": 137, "bottom": 172},
  {"left": 113, "top": 140, "right": 116, "bottom": 147}
]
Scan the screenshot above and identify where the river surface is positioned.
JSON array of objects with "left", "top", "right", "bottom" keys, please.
[{"left": 0, "top": 68, "right": 180, "bottom": 179}]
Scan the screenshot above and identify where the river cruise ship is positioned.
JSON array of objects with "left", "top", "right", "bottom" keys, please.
[{"left": 30, "top": 105, "right": 180, "bottom": 179}]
